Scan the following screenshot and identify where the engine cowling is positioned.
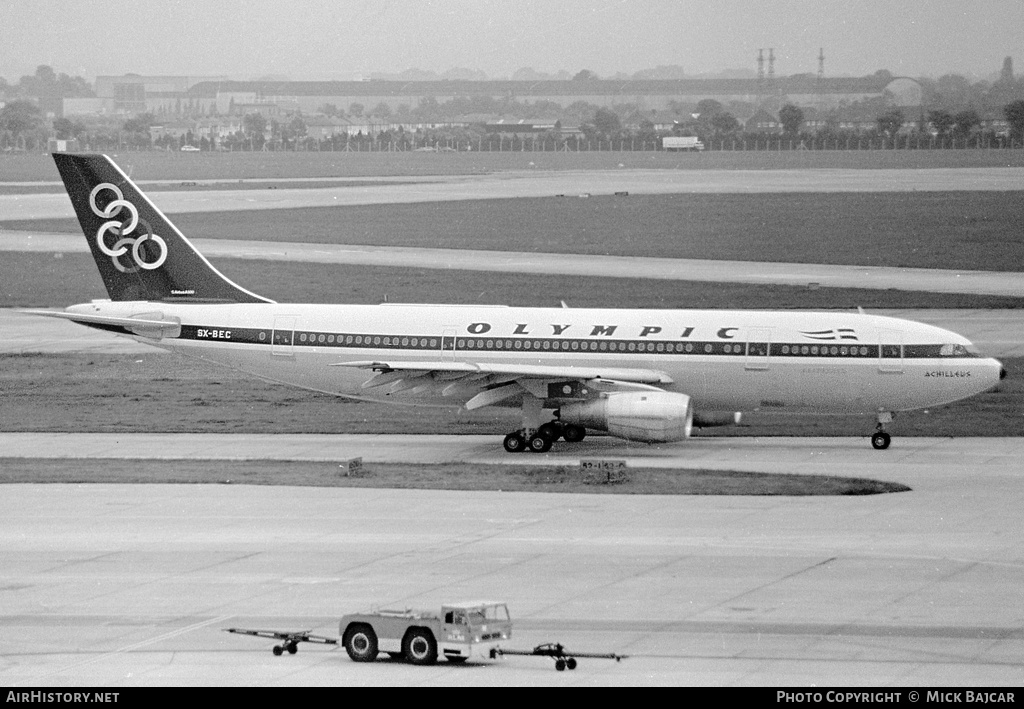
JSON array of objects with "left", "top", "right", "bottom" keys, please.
[{"left": 558, "top": 391, "right": 694, "bottom": 443}]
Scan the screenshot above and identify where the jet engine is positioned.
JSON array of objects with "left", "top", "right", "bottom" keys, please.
[{"left": 558, "top": 391, "right": 694, "bottom": 443}]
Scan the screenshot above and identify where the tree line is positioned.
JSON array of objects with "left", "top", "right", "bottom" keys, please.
[{"left": 5, "top": 62, "right": 1024, "bottom": 151}]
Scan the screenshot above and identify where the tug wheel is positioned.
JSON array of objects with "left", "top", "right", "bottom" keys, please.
[
  {"left": 343, "top": 624, "right": 378, "bottom": 662},
  {"left": 403, "top": 628, "right": 438, "bottom": 665}
]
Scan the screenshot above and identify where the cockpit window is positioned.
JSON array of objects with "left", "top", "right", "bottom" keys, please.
[{"left": 939, "top": 343, "right": 979, "bottom": 357}]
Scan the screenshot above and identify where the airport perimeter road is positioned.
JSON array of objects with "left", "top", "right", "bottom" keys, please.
[
  {"left": 1, "top": 456, "right": 1021, "bottom": 686},
  {"left": 5, "top": 166, "right": 1024, "bottom": 220},
  {"left": 6, "top": 307, "right": 1024, "bottom": 357}
]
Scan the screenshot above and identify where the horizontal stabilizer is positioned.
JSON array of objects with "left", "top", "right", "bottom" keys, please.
[{"left": 21, "top": 309, "right": 181, "bottom": 338}]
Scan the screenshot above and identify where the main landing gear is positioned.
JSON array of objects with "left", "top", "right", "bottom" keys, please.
[
  {"left": 503, "top": 421, "right": 586, "bottom": 454},
  {"left": 871, "top": 411, "right": 893, "bottom": 450}
]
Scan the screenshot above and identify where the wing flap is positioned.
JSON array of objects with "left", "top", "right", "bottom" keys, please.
[
  {"left": 331, "top": 360, "right": 673, "bottom": 384},
  {"left": 465, "top": 383, "right": 527, "bottom": 410}
]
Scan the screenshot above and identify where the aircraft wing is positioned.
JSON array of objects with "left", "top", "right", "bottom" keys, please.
[
  {"left": 20, "top": 309, "right": 182, "bottom": 338},
  {"left": 330, "top": 360, "right": 673, "bottom": 409}
]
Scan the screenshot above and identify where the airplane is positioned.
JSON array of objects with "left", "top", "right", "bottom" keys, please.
[{"left": 25, "top": 153, "right": 1005, "bottom": 453}]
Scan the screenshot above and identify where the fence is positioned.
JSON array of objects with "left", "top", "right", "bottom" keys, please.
[{"left": 7, "top": 132, "right": 1022, "bottom": 154}]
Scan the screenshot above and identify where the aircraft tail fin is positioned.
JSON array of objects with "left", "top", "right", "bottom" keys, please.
[{"left": 52, "top": 152, "right": 273, "bottom": 303}]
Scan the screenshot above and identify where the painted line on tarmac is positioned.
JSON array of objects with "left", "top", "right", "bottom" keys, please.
[{"left": 24, "top": 614, "right": 235, "bottom": 683}]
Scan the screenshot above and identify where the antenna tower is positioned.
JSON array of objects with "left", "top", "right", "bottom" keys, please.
[{"left": 817, "top": 48, "right": 826, "bottom": 114}]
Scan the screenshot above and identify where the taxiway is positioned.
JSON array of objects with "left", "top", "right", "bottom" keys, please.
[
  {"left": 5, "top": 166, "right": 1024, "bottom": 220},
  {"left": 0, "top": 458, "right": 1021, "bottom": 686}
]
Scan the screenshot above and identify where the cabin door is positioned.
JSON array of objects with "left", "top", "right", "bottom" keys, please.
[
  {"left": 745, "top": 327, "right": 771, "bottom": 371},
  {"left": 878, "top": 328, "right": 904, "bottom": 373},
  {"left": 441, "top": 328, "right": 457, "bottom": 361},
  {"left": 272, "top": 316, "right": 297, "bottom": 358}
]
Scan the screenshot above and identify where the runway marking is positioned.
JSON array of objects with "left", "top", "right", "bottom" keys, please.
[
  {"left": 706, "top": 556, "right": 839, "bottom": 611},
  {"left": 22, "top": 614, "right": 235, "bottom": 684}
]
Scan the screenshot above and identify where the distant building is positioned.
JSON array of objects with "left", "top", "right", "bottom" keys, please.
[
  {"left": 745, "top": 109, "right": 781, "bottom": 132},
  {"left": 90, "top": 74, "right": 229, "bottom": 115},
  {"left": 186, "top": 76, "right": 918, "bottom": 116},
  {"left": 48, "top": 138, "right": 81, "bottom": 152},
  {"left": 62, "top": 98, "right": 110, "bottom": 116},
  {"left": 231, "top": 102, "right": 283, "bottom": 119},
  {"left": 149, "top": 118, "right": 244, "bottom": 142},
  {"left": 304, "top": 116, "right": 356, "bottom": 138},
  {"left": 480, "top": 118, "right": 560, "bottom": 135}
]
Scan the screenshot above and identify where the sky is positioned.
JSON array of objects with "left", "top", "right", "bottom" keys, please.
[{"left": 2, "top": 0, "right": 1022, "bottom": 83}]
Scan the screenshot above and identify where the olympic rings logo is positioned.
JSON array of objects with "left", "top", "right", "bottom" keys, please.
[{"left": 89, "top": 183, "right": 168, "bottom": 272}]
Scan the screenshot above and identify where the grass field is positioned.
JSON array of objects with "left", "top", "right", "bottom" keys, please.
[
  {"left": 0, "top": 458, "right": 911, "bottom": 496},
  {"left": 4, "top": 147, "right": 1024, "bottom": 182}
]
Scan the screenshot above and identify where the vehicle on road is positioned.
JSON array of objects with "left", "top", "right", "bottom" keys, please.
[{"left": 663, "top": 136, "right": 704, "bottom": 151}]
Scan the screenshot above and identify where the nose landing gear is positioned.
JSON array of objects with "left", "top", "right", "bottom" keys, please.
[{"left": 871, "top": 412, "right": 893, "bottom": 450}]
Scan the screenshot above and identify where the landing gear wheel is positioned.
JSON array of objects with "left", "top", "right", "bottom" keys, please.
[
  {"left": 871, "top": 431, "right": 892, "bottom": 450},
  {"left": 528, "top": 434, "right": 553, "bottom": 453},
  {"left": 503, "top": 432, "right": 526, "bottom": 453},
  {"left": 286, "top": 642, "right": 297, "bottom": 655},
  {"left": 272, "top": 645, "right": 283, "bottom": 656},
  {"left": 561, "top": 424, "right": 586, "bottom": 443},
  {"left": 403, "top": 629, "right": 438, "bottom": 665},
  {"left": 343, "top": 624, "right": 378, "bottom": 662},
  {"left": 555, "top": 658, "right": 566, "bottom": 671},
  {"left": 538, "top": 422, "right": 562, "bottom": 442},
  {"left": 566, "top": 657, "right": 577, "bottom": 670}
]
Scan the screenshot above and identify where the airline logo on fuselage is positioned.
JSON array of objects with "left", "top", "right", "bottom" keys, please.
[
  {"left": 464, "top": 322, "right": 858, "bottom": 341},
  {"left": 800, "top": 328, "right": 859, "bottom": 341},
  {"left": 89, "top": 183, "right": 168, "bottom": 273},
  {"left": 468, "top": 322, "right": 699, "bottom": 338}
]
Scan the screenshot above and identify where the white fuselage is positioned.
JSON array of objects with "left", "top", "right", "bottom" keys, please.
[{"left": 69, "top": 300, "right": 1003, "bottom": 416}]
